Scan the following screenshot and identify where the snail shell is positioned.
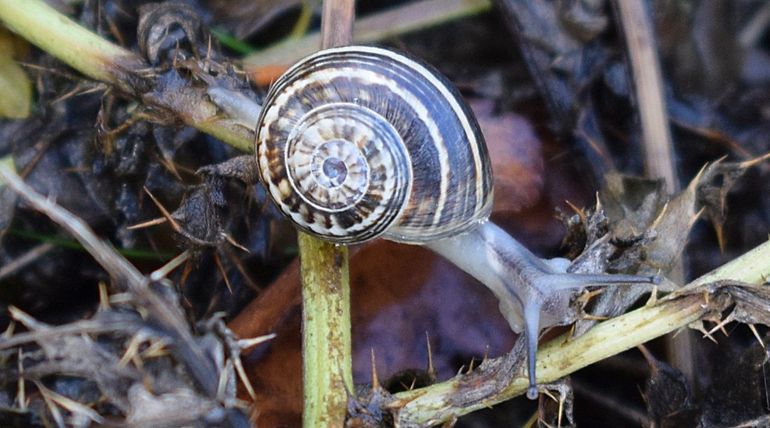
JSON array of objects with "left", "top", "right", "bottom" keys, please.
[{"left": 256, "top": 46, "right": 493, "bottom": 244}]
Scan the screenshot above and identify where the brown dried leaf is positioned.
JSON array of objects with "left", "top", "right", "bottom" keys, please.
[
  {"left": 696, "top": 154, "right": 770, "bottom": 250},
  {"left": 235, "top": 240, "right": 515, "bottom": 425},
  {"left": 472, "top": 99, "right": 544, "bottom": 213}
]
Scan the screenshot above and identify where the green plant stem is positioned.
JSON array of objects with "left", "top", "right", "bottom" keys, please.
[
  {"left": 0, "top": 0, "right": 142, "bottom": 88},
  {"left": 298, "top": 1, "right": 355, "bottom": 427},
  {"left": 392, "top": 239, "right": 770, "bottom": 425},
  {"left": 299, "top": 233, "right": 352, "bottom": 426}
]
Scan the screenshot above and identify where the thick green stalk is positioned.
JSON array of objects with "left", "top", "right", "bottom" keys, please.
[
  {"left": 0, "top": 0, "right": 142, "bottom": 87},
  {"left": 299, "top": 233, "right": 353, "bottom": 426},
  {"left": 299, "top": 1, "right": 355, "bottom": 427}
]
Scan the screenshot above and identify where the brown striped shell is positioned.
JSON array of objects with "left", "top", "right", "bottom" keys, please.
[{"left": 256, "top": 46, "right": 493, "bottom": 244}]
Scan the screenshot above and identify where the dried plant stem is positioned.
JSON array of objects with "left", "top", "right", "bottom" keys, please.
[
  {"left": 0, "top": 166, "right": 250, "bottom": 427},
  {"left": 613, "top": 0, "right": 693, "bottom": 386},
  {"left": 298, "top": 1, "right": 355, "bottom": 427},
  {"left": 392, "top": 239, "right": 770, "bottom": 425},
  {"left": 244, "top": 0, "right": 492, "bottom": 75},
  {"left": 0, "top": 0, "right": 254, "bottom": 152},
  {"left": 614, "top": 0, "right": 677, "bottom": 192}
]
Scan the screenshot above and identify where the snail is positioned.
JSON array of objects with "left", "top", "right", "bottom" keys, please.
[{"left": 218, "top": 45, "right": 658, "bottom": 399}]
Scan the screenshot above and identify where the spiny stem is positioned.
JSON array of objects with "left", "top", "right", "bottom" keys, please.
[{"left": 392, "top": 239, "right": 770, "bottom": 425}]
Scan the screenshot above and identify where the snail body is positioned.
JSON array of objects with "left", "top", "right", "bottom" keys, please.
[{"left": 249, "top": 46, "right": 657, "bottom": 399}]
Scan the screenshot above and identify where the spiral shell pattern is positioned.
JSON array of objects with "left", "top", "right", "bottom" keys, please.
[{"left": 256, "top": 46, "right": 493, "bottom": 244}]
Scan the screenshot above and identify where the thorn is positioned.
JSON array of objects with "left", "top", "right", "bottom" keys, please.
[
  {"left": 370, "top": 348, "right": 380, "bottom": 390},
  {"left": 98, "top": 282, "right": 111, "bottom": 311},
  {"left": 217, "top": 359, "right": 233, "bottom": 401},
  {"left": 35, "top": 380, "right": 104, "bottom": 424},
  {"left": 143, "top": 187, "right": 183, "bottom": 234},
  {"left": 737, "top": 151, "right": 770, "bottom": 169},
  {"left": 2, "top": 320, "right": 15, "bottom": 338},
  {"left": 223, "top": 246, "right": 260, "bottom": 291},
  {"left": 119, "top": 334, "right": 142, "bottom": 368},
  {"left": 650, "top": 201, "right": 670, "bottom": 230},
  {"left": 206, "top": 34, "right": 213, "bottom": 62},
  {"left": 127, "top": 216, "right": 168, "bottom": 230},
  {"left": 237, "top": 333, "right": 276, "bottom": 350},
  {"left": 707, "top": 313, "right": 735, "bottom": 337},
  {"left": 690, "top": 160, "right": 714, "bottom": 191},
  {"left": 467, "top": 357, "right": 476, "bottom": 373},
  {"left": 8, "top": 306, "right": 45, "bottom": 330},
  {"left": 637, "top": 343, "right": 658, "bottom": 374},
  {"left": 233, "top": 353, "right": 257, "bottom": 400},
  {"left": 407, "top": 377, "right": 417, "bottom": 391},
  {"left": 576, "top": 288, "right": 604, "bottom": 306},
  {"left": 564, "top": 200, "right": 586, "bottom": 223},
  {"left": 694, "top": 322, "right": 719, "bottom": 344},
  {"left": 715, "top": 223, "right": 725, "bottom": 253},
  {"left": 690, "top": 207, "right": 705, "bottom": 229},
  {"left": 748, "top": 324, "right": 765, "bottom": 348},
  {"left": 141, "top": 338, "right": 170, "bottom": 358},
  {"left": 541, "top": 388, "right": 558, "bottom": 402},
  {"left": 581, "top": 314, "right": 609, "bottom": 321},
  {"left": 425, "top": 332, "right": 435, "bottom": 379},
  {"left": 645, "top": 285, "right": 659, "bottom": 306},
  {"left": 35, "top": 381, "right": 65, "bottom": 427},
  {"left": 557, "top": 389, "right": 566, "bottom": 428},
  {"left": 156, "top": 156, "right": 183, "bottom": 181},
  {"left": 150, "top": 250, "right": 191, "bottom": 282},
  {"left": 214, "top": 252, "right": 234, "bottom": 294},
  {"left": 222, "top": 233, "right": 251, "bottom": 253},
  {"left": 180, "top": 257, "right": 194, "bottom": 290}
]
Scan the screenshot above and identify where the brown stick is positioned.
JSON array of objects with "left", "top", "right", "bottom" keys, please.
[
  {"left": 614, "top": 0, "right": 677, "bottom": 192},
  {"left": 613, "top": 0, "right": 694, "bottom": 389}
]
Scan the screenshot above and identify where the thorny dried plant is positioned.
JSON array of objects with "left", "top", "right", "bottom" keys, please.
[{"left": 0, "top": 167, "right": 272, "bottom": 427}]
